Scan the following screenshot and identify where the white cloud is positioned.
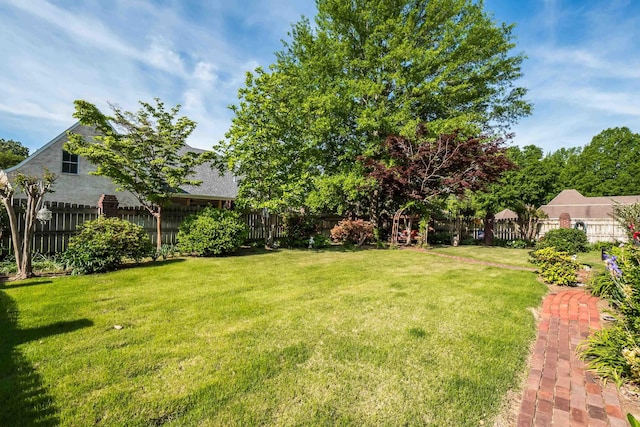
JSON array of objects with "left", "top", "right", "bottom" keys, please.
[
  {"left": 193, "top": 62, "right": 217, "bottom": 83},
  {"left": 144, "top": 35, "right": 187, "bottom": 77}
]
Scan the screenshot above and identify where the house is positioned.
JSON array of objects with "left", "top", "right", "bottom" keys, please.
[
  {"left": 5, "top": 122, "right": 238, "bottom": 208},
  {"left": 538, "top": 189, "right": 640, "bottom": 243}
]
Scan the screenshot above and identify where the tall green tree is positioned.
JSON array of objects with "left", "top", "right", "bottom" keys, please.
[
  {"left": 473, "top": 145, "right": 568, "bottom": 240},
  {"left": 66, "top": 99, "right": 211, "bottom": 250},
  {"left": 219, "top": 0, "right": 531, "bottom": 213},
  {"left": 0, "top": 139, "right": 29, "bottom": 170},
  {"left": 563, "top": 127, "right": 640, "bottom": 196}
]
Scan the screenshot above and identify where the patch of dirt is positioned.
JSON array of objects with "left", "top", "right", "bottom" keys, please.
[{"left": 620, "top": 385, "right": 640, "bottom": 420}]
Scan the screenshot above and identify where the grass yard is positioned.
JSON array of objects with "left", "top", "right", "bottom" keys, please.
[
  {"left": 428, "top": 245, "right": 534, "bottom": 268},
  {"left": 1, "top": 248, "right": 547, "bottom": 426},
  {"left": 429, "top": 245, "right": 606, "bottom": 272}
]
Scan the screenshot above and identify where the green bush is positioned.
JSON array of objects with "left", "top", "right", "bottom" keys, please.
[
  {"left": 427, "top": 231, "right": 452, "bottom": 245},
  {"left": 535, "top": 228, "right": 589, "bottom": 253},
  {"left": 280, "top": 213, "right": 329, "bottom": 248},
  {"left": 330, "top": 219, "right": 374, "bottom": 246},
  {"left": 589, "top": 241, "right": 619, "bottom": 252},
  {"left": 580, "top": 326, "right": 636, "bottom": 386},
  {"left": 580, "top": 244, "right": 640, "bottom": 386},
  {"left": 177, "top": 208, "right": 248, "bottom": 256},
  {"left": 507, "top": 239, "right": 531, "bottom": 249},
  {"left": 589, "top": 270, "right": 624, "bottom": 302},
  {"left": 529, "top": 247, "right": 579, "bottom": 286},
  {"left": 62, "top": 216, "right": 152, "bottom": 275}
]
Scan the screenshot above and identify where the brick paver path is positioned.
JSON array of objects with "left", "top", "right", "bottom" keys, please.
[{"left": 518, "top": 290, "right": 627, "bottom": 427}]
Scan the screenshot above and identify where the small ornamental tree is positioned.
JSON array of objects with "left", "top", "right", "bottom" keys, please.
[
  {"left": 65, "top": 98, "right": 212, "bottom": 250},
  {"left": 362, "top": 125, "right": 515, "bottom": 242},
  {"left": 612, "top": 202, "right": 640, "bottom": 242},
  {"left": 0, "top": 170, "right": 56, "bottom": 279}
]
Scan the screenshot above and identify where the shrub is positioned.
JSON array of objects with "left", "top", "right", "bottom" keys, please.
[
  {"left": 427, "top": 231, "right": 452, "bottom": 245},
  {"left": 330, "top": 219, "right": 374, "bottom": 246},
  {"left": 62, "top": 216, "right": 152, "bottom": 274},
  {"left": 507, "top": 239, "right": 531, "bottom": 249},
  {"left": 281, "top": 213, "right": 326, "bottom": 248},
  {"left": 579, "top": 326, "right": 636, "bottom": 386},
  {"left": 529, "top": 247, "right": 579, "bottom": 286},
  {"left": 590, "top": 241, "right": 619, "bottom": 252},
  {"left": 589, "top": 270, "right": 624, "bottom": 302},
  {"left": 536, "top": 228, "right": 589, "bottom": 254},
  {"left": 177, "top": 208, "right": 248, "bottom": 256},
  {"left": 580, "top": 244, "right": 640, "bottom": 385}
]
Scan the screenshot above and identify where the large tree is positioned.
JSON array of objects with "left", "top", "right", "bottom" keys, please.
[
  {"left": 0, "top": 138, "right": 29, "bottom": 170},
  {"left": 473, "top": 145, "right": 571, "bottom": 240},
  {"left": 219, "top": 0, "right": 531, "bottom": 213},
  {"left": 562, "top": 127, "right": 640, "bottom": 196},
  {"left": 66, "top": 99, "right": 211, "bottom": 250}
]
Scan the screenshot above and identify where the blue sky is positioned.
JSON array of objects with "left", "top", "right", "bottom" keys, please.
[{"left": 1, "top": 0, "right": 638, "bottom": 156}]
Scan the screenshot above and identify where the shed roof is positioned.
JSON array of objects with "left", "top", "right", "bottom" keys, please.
[{"left": 495, "top": 208, "right": 518, "bottom": 220}]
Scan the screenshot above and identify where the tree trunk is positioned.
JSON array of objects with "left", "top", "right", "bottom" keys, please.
[
  {"left": 484, "top": 212, "right": 495, "bottom": 246},
  {"left": 1, "top": 197, "right": 22, "bottom": 275},
  {"left": 154, "top": 208, "right": 162, "bottom": 251}
]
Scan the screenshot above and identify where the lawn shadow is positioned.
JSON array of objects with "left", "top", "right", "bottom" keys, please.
[
  {"left": 0, "top": 280, "right": 54, "bottom": 290},
  {"left": 0, "top": 290, "right": 93, "bottom": 426},
  {"left": 120, "top": 258, "right": 187, "bottom": 270},
  {"left": 234, "top": 246, "right": 281, "bottom": 257}
]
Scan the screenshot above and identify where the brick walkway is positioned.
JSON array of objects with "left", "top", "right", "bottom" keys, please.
[{"left": 518, "top": 290, "right": 628, "bottom": 427}]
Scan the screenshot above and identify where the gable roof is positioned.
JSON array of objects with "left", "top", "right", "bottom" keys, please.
[
  {"left": 5, "top": 122, "right": 85, "bottom": 173},
  {"left": 176, "top": 145, "right": 237, "bottom": 200},
  {"left": 6, "top": 121, "right": 237, "bottom": 201},
  {"left": 540, "top": 189, "right": 640, "bottom": 219},
  {"left": 495, "top": 208, "right": 518, "bottom": 220}
]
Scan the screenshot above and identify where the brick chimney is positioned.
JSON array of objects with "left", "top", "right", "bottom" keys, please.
[{"left": 98, "top": 194, "right": 119, "bottom": 217}]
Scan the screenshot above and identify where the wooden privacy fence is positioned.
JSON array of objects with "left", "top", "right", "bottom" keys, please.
[
  {"left": 9, "top": 200, "right": 624, "bottom": 255},
  {"left": 0, "top": 199, "right": 291, "bottom": 255}
]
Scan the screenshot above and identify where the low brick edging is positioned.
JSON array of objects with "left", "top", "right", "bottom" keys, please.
[{"left": 518, "top": 290, "right": 628, "bottom": 427}]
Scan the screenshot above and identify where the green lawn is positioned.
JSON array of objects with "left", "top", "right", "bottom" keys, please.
[
  {"left": 429, "top": 245, "right": 534, "bottom": 268},
  {"left": 429, "top": 245, "right": 606, "bottom": 273},
  {"left": 1, "top": 248, "right": 547, "bottom": 426}
]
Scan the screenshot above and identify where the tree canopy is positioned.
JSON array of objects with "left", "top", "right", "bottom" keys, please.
[
  {"left": 562, "top": 127, "right": 640, "bottom": 197},
  {"left": 0, "top": 138, "right": 29, "bottom": 170},
  {"left": 364, "top": 126, "right": 514, "bottom": 207},
  {"left": 66, "top": 98, "right": 211, "bottom": 249},
  {"left": 219, "top": 0, "right": 531, "bottom": 212}
]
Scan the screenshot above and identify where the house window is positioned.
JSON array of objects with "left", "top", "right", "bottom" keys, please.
[{"left": 62, "top": 150, "right": 79, "bottom": 174}]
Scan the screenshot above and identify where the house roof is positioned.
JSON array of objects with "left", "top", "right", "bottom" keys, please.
[
  {"left": 5, "top": 122, "right": 86, "bottom": 173},
  {"left": 177, "top": 145, "right": 237, "bottom": 200},
  {"left": 495, "top": 208, "right": 518, "bottom": 220},
  {"left": 6, "top": 122, "right": 238, "bottom": 200},
  {"left": 540, "top": 189, "right": 640, "bottom": 219}
]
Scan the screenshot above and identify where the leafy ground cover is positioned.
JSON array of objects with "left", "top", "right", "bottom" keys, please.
[{"left": 1, "top": 248, "right": 546, "bottom": 426}]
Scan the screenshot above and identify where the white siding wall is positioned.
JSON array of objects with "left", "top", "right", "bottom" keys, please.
[{"left": 539, "top": 218, "right": 627, "bottom": 243}]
